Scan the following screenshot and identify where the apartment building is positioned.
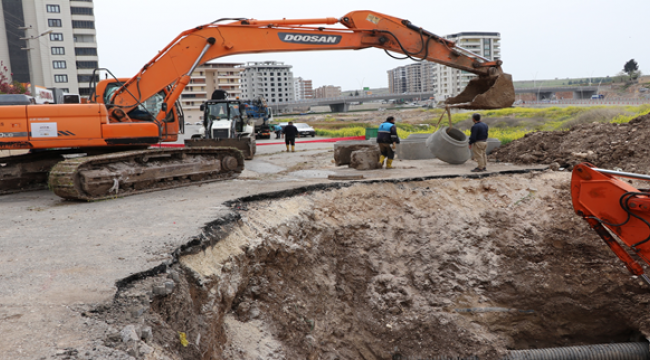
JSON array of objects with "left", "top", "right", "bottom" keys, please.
[
  {"left": 433, "top": 32, "right": 501, "bottom": 99},
  {"left": 314, "top": 85, "right": 341, "bottom": 98},
  {"left": 294, "top": 77, "right": 313, "bottom": 100},
  {"left": 387, "top": 32, "right": 501, "bottom": 100},
  {"left": 387, "top": 62, "right": 435, "bottom": 94},
  {"left": 0, "top": 0, "right": 99, "bottom": 96},
  {"left": 240, "top": 61, "right": 295, "bottom": 104},
  {"left": 179, "top": 62, "right": 244, "bottom": 122}
]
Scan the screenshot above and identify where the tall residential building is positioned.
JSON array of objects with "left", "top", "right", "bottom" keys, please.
[
  {"left": 179, "top": 62, "right": 244, "bottom": 122},
  {"left": 387, "top": 62, "right": 435, "bottom": 94},
  {"left": 433, "top": 32, "right": 501, "bottom": 99},
  {"left": 240, "top": 61, "right": 295, "bottom": 104},
  {"left": 314, "top": 85, "right": 341, "bottom": 98},
  {"left": 0, "top": 0, "right": 99, "bottom": 96},
  {"left": 387, "top": 32, "right": 501, "bottom": 100},
  {"left": 294, "top": 77, "right": 313, "bottom": 100}
]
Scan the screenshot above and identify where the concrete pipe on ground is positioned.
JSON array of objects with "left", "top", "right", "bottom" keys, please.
[{"left": 426, "top": 126, "right": 471, "bottom": 164}]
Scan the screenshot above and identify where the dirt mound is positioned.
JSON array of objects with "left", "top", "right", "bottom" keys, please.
[
  {"left": 98, "top": 173, "right": 650, "bottom": 360},
  {"left": 491, "top": 112, "right": 650, "bottom": 172}
]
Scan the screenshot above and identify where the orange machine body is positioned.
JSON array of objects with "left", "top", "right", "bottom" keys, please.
[
  {"left": 572, "top": 162, "right": 650, "bottom": 279},
  {"left": 0, "top": 104, "right": 159, "bottom": 150}
]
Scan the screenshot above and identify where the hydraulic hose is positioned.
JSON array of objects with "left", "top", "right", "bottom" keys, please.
[{"left": 504, "top": 342, "right": 649, "bottom": 360}]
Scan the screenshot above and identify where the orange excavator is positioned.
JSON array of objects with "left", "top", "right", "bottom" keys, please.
[
  {"left": 0, "top": 10, "right": 515, "bottom": 201},
  {"left": 572, "top": 163, "right": 650, "bottom": 285}
]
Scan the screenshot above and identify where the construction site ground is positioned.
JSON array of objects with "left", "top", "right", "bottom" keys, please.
[{"left": 3, "top": 110, "right": 650, "bottom": 359}]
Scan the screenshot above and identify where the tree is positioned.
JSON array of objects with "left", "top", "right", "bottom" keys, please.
[
  {"left": 0, "top": 61, "right": 29, "bottom": 95},
  {"left": 624, "top": 59, "right": 639, "bottom": 80}
]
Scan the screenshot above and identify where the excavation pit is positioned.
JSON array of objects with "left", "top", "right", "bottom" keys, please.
[{"left": 104, "top": 172, "right": 650, "bottom": 360}]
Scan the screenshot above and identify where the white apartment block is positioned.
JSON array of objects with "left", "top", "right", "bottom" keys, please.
[
  {"left": 179, "top": 62, "right": 244, "bottom": 122},
  {"left": 293, "top": 77, "right": 313, "bottom": 100},
  {"left": 0, "top": 0, "right": 99, "bottom": 96},
  {"left": 433, "top": 32, "right": 501, "bottom": 99},
  {"left": 240, "top": 61, "right": 295, "bottom": 104},
  {"left": 387, "top": 32, "right": 501, "bottom": 100}
]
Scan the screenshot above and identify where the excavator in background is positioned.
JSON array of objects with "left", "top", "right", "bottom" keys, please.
[
  {"left": 572, "top": 163, "right": 650, "bottom": 285},
  {"left": 185, "top": 90, "right": 258, "bottom": 160},
  {"left": 0, "top": 10, "right": 515, "bottom": 201}
]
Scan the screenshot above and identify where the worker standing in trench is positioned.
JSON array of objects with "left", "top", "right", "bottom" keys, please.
[
  {"left": 469, "top": 113, "right": 488, "bottom": 172},
  {"left": 377, "top": 116, "right": 400, "bottom": 169}
]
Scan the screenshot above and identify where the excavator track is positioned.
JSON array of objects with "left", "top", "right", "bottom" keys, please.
[
  {"left": 48, "top": 147, "right": 244, "bottom": 201},
  {"left": 0, "top": 151, "right": 66, "bottom": 195}
]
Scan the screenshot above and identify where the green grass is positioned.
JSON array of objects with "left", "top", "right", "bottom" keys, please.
[{"left": 312, "top": 105, "right": 650, "bottom": 144}]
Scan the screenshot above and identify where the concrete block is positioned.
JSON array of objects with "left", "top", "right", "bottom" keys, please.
[
  {"left": 396, "top": 138, "right": 436, "bottom": 160},
  {"left": 333, "top": 140, "right": 378, "bottom": 166},
  {"left": 350, "top": 149, "right": 382, "bottom": 170},
  {"left": 486, "top": 138, "right": 501, "bottom": 155},
  {"left": 407, "top": 133, "right": 434, "bottom": 140}
]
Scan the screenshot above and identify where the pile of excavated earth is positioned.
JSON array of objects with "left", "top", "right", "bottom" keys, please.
[
  {"left": 72, "top": 112, "right": 650, "bottom": 360},
  {"left": 491, "top": 112, "right": 650, "bottom": 172}
]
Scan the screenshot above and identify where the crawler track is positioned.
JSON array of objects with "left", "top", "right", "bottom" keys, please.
[
  {"left": 0, "top": 151, "right": 66, "bottom": 195},
  {"left": 48, "top": 147, "right": 244, "bottom": 201}
]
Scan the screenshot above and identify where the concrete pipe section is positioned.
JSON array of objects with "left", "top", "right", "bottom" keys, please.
[{"left": 426, "top": 126, "right": 471, "bottom": 164}]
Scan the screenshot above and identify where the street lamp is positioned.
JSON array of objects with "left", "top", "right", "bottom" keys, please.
[{"left": 19, "top": 26, "right": 53, "bottom": 98}]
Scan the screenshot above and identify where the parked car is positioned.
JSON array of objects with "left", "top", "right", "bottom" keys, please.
[
  {"left": 295, "top": 123, "right": 316, "bottom": 137},
  {"left": 185, "top": 122, "right": 191, "bottom": 125},
  {"left": 194, "top": 121, "right": 202, "bottom": 125}
]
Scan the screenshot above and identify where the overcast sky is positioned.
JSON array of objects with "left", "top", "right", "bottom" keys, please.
[{"left": 94, "top": 0, "right": 648, "bottom": 91}]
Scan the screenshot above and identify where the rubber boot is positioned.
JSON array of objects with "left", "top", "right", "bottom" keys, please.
[
  {"left": 286, "top": 145, "right": 290, "bottom": 152},
  {"left": 386, "top": 159, "right": 393, "bottom": 169},
  {"left": 378, "top": 155, "right": 385, "bottom": 168},
  {"left": 291, "top": 145, "right": 295, "bottom": 152}
]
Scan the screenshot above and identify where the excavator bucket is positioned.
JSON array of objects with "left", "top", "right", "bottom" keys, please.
[{"left": 445, "top": 73, "right": 515, "bottom": 110}]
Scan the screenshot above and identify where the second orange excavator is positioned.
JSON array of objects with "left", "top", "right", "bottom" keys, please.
[{"left": 0, "top": 10, "right": 515, "bottom": 200}]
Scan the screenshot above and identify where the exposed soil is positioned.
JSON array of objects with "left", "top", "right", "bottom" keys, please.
[
  {"left": 491, "top": 112, "right": 650, "bottom": 172},
  {"left": 92, "top": 172, "right": 650, "bottom": 360}
]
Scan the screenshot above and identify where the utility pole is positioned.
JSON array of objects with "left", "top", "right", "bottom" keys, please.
[{"left": 19, "top": 26, "right": 53, "bottom": 98}]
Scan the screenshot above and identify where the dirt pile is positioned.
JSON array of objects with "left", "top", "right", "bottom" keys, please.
[
  {"left": 491, "top": 112, "right": 650, "bottom": 172},
  {"left": 95, "top": 172, "right": 650, "bottom": 360}
]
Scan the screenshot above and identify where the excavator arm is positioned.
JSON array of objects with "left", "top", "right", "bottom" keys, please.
[
  {"left": 571, "top": 162, "right": 650, "bottom": 285},
  {"left": 97, "top": 10, "right": 514, "bottom": 123}
]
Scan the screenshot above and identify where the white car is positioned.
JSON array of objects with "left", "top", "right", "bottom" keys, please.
[
  {"left": 185, "top": 122, "right": 191, "bottom": 125},
  {"left": 194, "top": 122, "right": 202, "bottom": 125},
  {"left": 295, "top": 123, "right": 316, "bottom": 137}
]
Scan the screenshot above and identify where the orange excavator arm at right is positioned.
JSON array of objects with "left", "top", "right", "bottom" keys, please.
[
  {"left": 572, "top": 163, "right": 650, "bottom": 285},
  {"left": 98, "top": 10, "right": 514, "bottom": 124}
]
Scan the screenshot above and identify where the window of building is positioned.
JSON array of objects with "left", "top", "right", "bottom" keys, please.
[
  {"left": 51, "top": 47, "right": 65, "bottom": 55},
  {"left": 76, "top": 61, "right": 98, "bottom": 69},
  {"left": 50, "top": 33, "right": 63, "bottom": 41},
  {"left": 74, "top": 34, "right": 95, "bottom": 43},
  {"left": 78, "top": 74, "right": 99, "bottom": 83},
  {"left": 54, "top": 75, "right": 68, "bottom": 83},
  {"left": 70, "top": 7, "right": 93, "bottom": 15},
  {"left": 48, "top": 19, "right": 62, "bottom": 27},
  {"left": 75, "top": 47, "right": 97, "bottom": 56},
  {"left": 46, "top": 5, "right": 60, "bottom": 13},
  {"left": 72, "top": 20, "right": 95, "bottom": 29},
  {"left": 59, "top": 88, "right": 69, "bottom": 92},
  {"left": 53, "top": 60, "right": 66, "bottom": 69},
  {"left": 79, "top": 88, "right": 92, "bottom": 96}
]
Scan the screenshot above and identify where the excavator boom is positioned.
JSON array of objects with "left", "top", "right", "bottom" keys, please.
[{"left": 102, "top": 10, "right": 514, "bottom": 122}]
